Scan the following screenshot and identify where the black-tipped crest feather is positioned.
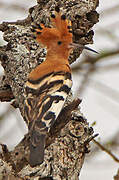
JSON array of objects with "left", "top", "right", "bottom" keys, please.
[{"left": 55, "top": 6, "right": 60, "bottom": 13}]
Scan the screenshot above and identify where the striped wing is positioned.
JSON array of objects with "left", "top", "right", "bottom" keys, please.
[{"left": 24, "top": 71, "right": 72, "bottom": 166}]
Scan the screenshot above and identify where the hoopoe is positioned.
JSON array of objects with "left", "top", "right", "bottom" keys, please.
[{"left": 24, "top": 6, "right": 97, "bottom": 167}]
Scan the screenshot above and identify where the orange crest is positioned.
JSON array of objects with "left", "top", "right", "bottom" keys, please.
[{"left": 31, "top": 6, "right": 73, "bottom": 49}]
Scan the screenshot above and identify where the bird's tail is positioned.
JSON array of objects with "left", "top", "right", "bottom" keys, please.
[{"left": 29, "top": 129, "right": 46, "bottom": 167}]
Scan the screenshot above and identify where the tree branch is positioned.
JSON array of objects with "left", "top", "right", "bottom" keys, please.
[{"left": 0, "top": 0, "right": 99, "bottom": 179}]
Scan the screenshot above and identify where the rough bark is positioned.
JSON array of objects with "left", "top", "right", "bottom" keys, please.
[{"left": 0, "top": 0, "right": 99, "bottom": 179}]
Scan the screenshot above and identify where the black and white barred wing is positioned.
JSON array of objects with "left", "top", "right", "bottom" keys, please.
[{"left": 24, "top": 71, "right": 72, "bottom": 166}]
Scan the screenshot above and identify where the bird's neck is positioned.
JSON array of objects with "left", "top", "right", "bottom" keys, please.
[{"left": 46, "top": 50, "right": 69, "bottom": 64}]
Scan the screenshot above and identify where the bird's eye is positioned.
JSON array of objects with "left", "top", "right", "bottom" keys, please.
[{"left": 57, "top": 41, "right": 62, "bottom": 45}]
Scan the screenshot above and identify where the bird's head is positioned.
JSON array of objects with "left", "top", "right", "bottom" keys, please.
[
  {"left": 31, "top": 6, "right": 98, "bottom": 59},
  {"left": 31, "top": 6, "right": 73, "bottom": 59}
]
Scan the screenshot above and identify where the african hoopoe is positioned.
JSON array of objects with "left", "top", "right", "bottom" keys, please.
[{"left": 24, "top": 6, "right": 97, "bottom": 167}]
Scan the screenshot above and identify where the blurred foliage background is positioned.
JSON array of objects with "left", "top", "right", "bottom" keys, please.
[{"left": 0, "top": 0, "right": 119, "bottom": 179}]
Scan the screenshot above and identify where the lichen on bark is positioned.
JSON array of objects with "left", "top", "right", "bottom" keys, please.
[{"left": 0, "top": 0, "right": 99, "bottom": 179}]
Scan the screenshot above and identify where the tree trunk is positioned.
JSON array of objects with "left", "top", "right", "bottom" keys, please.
[{"left": 0, "top": 0, "right": 99, "bottom": 179}]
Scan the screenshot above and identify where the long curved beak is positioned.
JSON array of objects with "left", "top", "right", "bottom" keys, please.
[{"left": 69, "top": 43, "right": 98, "bottom": 54}]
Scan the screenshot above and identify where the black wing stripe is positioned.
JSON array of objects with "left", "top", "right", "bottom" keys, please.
[
  {"left": 44, "top": 111, "right": 55, "bottom": 120},
  {"left": 28, "top": 71, "right": 70, "bottom": 85},
  {"left": 58, "top": 84, "right": 71, "bottom": 94},
  {"left": 24, "top": 71, "right": 72, "bottom": 131},
  {"left": 28, "top": 72, "right": 53, "bottom": 84},
  {"left": 26, "top": 80, "right": 63, "bottom": 95},
  {"left": 37, "top": 94, "right": 64, "bottom": 120}
]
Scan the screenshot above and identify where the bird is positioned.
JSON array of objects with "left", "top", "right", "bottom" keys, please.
[{"left": 24, "top": 6, "right": 97, "bottom": 167}]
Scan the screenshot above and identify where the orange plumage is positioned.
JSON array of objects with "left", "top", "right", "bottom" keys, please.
[
  {"left": 25, "top": 7, "right": 73, "bottom": 167},
  {"left": 29, "top": 8, "right": 73, "bottom": 81},
  {"left": 34, "top": 11, "right": 72, "bottom": 56}
]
